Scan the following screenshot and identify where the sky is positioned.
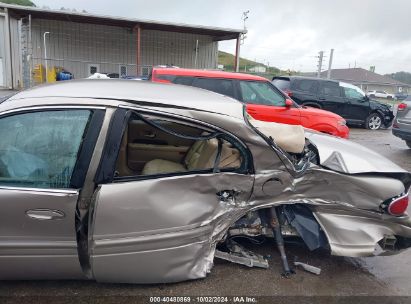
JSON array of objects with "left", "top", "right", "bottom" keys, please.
[{"left": 33, "top": 0, "right": 411, "bottom": 74}]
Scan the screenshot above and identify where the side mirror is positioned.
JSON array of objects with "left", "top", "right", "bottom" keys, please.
[{"left": 285, "top": 99, "right": 293, "bottom": 108}]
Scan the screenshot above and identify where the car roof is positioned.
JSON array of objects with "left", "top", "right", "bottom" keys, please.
[
  {"left": 2, "top": 79, "right": 245, "bottom": 119},
  {"left": 273, "top": 75, "right": 339, "bottom": 84},
  {"left": 152, "top": 67, "right": 267, "bottom": 81}
]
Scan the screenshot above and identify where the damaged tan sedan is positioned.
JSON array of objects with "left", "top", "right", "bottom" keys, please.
[{"left": 0, "top": 79, "right": 410, "bottom": 283}]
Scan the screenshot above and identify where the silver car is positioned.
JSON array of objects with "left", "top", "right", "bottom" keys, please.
[
  {"left": 0, "top": 80, "right": 410, "bottom": 283},
  {"left": 392, "top": 96, "right": 411, "bottom": 148}
]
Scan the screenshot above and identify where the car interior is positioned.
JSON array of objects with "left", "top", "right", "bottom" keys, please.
[{"left": 115, "top": 114, "right": 243, "bottom": 177}]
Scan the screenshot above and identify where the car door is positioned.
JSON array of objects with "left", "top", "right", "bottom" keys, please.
[
  {"left": 89, "top": 109, "right": 254, "bottom": 283},
  {"left": 0, "top": 107, "right": 103, "bottom": 279},
  {"left": 341, "top": 85, "right": 371, "bottom": 123},
  {"left": 317, "top": 81, "right": 346, "bottom": 116},
  {"left": 238, "top": 80, "right": 301, "bottom": 125}
]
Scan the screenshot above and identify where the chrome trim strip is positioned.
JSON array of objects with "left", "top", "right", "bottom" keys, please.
[
  {"left": 0, "top": 105, "right": 106, "bottom": 116},
  {"left": 0, "top": 186, "right": 78, "bottom": 195}
]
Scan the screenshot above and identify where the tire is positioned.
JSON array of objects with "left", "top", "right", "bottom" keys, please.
[
  {"left": 365, "top": 113, "right": 383, "bottom": 130},
  {"left": 387, "top": 96, "right": 392, "bottom": 99},
  {"left": 370, "top": 94, "right": 376, "bottom": 98},
  {"left": 406, "top": 141, "right": 411, "bottom": 149}
]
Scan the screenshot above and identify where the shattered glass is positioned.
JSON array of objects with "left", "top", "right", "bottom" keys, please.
[{"left": 0, "top": 110, "right": 91, "bottom": 189}]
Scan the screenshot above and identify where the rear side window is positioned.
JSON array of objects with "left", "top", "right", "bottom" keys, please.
[
  {"left": 173, "top": 76, "right": 194, "bottom": 86},
  {"left": 191, "top": 78, "right": 236, "bottom": 98},
  {"left": 292, "top": 79, "right": 318, "bottom": 93},
  {"left": 239, "top": 81, "right": 286, "bottom": 106},
  {"left": 155, "top": 74, "right": 176, "bottom": 82},
  {"left": 272, "top": 78, "right": 290, "bottom": 91},
  {"left": 320, "top": 81, "right": 341, "bottom": 97}
]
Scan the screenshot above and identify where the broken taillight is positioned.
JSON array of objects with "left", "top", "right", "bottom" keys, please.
[{"left": 384, "top": 193, "right": 409, "bottom": 216}]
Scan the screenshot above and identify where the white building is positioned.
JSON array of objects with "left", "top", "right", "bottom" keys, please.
[{"left": 249, "top": 65, "right": 267, "bottom": 73}]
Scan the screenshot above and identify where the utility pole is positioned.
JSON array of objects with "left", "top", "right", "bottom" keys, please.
[
  {"left": 235, "top": 10, "right": 249, "bottom": 72},
  {"left": 327, "top": 48, "right": 334, "bottom": 79},
  {"left": 317, "top": 51, "right": 324, "bottom": 78}
]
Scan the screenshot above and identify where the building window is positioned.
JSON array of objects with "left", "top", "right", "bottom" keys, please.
[{"left": 88, "top": 64, "right": 100, "bottom": 75}]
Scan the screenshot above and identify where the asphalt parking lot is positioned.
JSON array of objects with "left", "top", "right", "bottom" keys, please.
[{"left": 0, "top": 127, "right": 410, "bottom": 302}]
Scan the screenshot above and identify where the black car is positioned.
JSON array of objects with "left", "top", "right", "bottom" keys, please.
[{"left": 272, "top": 76, "right": 394, "bottom": 130}]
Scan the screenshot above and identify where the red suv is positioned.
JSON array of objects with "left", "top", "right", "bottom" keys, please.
[{"left": 151, "top": 68, "right": 349, "bottom": 138}]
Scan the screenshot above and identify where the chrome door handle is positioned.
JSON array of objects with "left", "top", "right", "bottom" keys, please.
[{"left": 25, "top": 209, "right": 65, "bottom": 220}]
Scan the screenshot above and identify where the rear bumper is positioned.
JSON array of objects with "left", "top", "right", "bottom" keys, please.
[
  {"left": 314, "top": 210, "right": 411, "bottom": 257},
  {"left": 392, "top": 128, "right": 411, "bottom": 141}
]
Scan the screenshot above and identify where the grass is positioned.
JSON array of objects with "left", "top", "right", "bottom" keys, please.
[{"left": 218, "top": 51, "right": 280, "bottom": 79}]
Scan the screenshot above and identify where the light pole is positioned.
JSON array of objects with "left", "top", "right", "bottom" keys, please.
[{"left": 43, "top": 31, "right": 50, "bottom": 82}]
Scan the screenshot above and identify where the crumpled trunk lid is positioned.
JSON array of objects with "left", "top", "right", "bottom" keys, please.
[{"left": 305, "top": 131, "right": 407, "bottom": 174}]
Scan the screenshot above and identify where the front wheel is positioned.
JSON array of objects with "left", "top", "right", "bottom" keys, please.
[
  {"left": 406, "top": 141, "right": 411, "bottom": 149},
  {"left": 365, "top": 113, "right": 383, "bottom": 130}
]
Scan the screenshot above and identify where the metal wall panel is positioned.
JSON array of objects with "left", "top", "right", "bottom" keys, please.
[
  {"left": 29, "top": 19, "right": 218, "bottom": 80},
  {"left": 141, "top": 29, "right": 217, "bottom": 69},
  {"left": 0, "top": 14, "right": 5, "bottom": 87}
]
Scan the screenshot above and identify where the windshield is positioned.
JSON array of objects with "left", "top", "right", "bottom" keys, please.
[{"left": 239, "top": 80, "right": 286, "bottom": 106}]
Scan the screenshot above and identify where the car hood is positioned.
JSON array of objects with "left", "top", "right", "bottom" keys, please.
[
  {"left": 301, "top": 106, "right": 342, "bottom": 119},
  {"left": 305, "top": 131, "right": 407, "bottom": 174}
]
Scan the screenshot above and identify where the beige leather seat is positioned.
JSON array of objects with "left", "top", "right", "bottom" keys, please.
[{"left": 142, "top": 138, "right": 242, "bottom": 175}]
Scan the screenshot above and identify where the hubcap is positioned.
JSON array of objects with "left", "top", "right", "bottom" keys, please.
[{"left": 369, "top": 116, "right": 382, "bottom": 129}]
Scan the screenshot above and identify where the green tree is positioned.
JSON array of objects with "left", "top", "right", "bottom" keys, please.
[
  {"left": 1, "top": 0, "right": 36, "bottom": 7},
  {"left": 385, "top": 71, "right": 411, "bottom": 85}
]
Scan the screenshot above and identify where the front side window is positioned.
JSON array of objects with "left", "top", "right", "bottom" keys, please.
[
  {"left": 343, "top": 87, "right": 364, "bottom": 99},
  {"left": 0, "top": 110, "right": 91, "bottom": 189},
  {"left": 239, "top": 81, "right": 285, "bottom": 106},
  {"left": 340, "top": 83, "right": 366, "bottom": 100}
]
